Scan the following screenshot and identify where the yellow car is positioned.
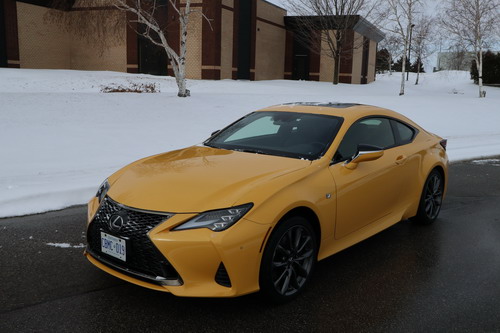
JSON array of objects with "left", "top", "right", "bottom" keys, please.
[{"left": 85, "top": 103, "right": 448, "bottom": 302}]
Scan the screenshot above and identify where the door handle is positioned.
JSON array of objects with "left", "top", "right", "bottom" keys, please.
[{"left": 396, "top": 155, "right": 408, "bottom": 165}]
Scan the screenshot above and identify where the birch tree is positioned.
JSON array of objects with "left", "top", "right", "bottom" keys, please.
[
  {"left": 47, "top": 0, "right": 208, "bottom": 97},
  {"left": 412, "top": 15, "right": 434, "bottom": 85},
  {"left": 440, "top": 0, "right": 500, "bottom": 98},
  {"left": 115, "top": 0, "right": 210, "bottom": 97},
  {"left": 284, "top": 0, "right": 383, "bottom": 84},
  {"left": 381, "top": 0, "right": 423, "bottom": 95}
]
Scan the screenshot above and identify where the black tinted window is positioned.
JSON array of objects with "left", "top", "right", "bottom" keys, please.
[
  {"left": 335, "top": 118, "right": 395, "bottom": 162},
  {"left": 394, "top": 120, "right": 415, "bottom": 144}
]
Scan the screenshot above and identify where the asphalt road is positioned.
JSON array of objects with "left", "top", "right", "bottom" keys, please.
[{"left": 1, "top": 157, "right": 500, "bottom": 332}]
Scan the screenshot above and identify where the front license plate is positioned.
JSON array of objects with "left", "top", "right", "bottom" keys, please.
[{"left": 100, "top": 231, "right": 126, "bottom": 261}]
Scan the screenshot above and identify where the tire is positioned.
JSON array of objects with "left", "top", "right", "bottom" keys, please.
[
  {"left": 412, "top": 169, "right": 444, "bottom": 225},
  {"left": 259, "top": 216, "right": 318, "bottom": 303}
]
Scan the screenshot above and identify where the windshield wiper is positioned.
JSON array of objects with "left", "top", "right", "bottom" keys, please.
[
  {"left": 233, "top": 148, "right": 271, "bottom": 155},
  {"left": 203, "top": 142, "right": 219, "bottom": 149}
]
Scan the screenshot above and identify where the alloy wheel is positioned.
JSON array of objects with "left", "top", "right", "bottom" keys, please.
[
  {"left": 271, "top": 225, "right": 314, "bottom": 296},
  {"left": 424, "top": 173, "right": 443, "bottom": 220}
]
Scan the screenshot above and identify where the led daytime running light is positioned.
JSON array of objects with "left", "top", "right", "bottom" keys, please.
[{"left": 174, "top": 204, "right": 253, "bottom": 232}]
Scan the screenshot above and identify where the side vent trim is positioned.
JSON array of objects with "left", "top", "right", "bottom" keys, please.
[{"left": 215, "top": 262, "right": 232, "bottom": 288}]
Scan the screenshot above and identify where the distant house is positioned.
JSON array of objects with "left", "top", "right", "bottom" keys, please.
[
  {"left": 436, "top": 52, "right": 477, "bottom": 71},
  {"left": 1, "top": 0, "right": 385, "bottom": 84}
]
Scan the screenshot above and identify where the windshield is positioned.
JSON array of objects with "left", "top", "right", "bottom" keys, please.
[{"left": 204, "top": 111, "right": 343, "bottom": 160}]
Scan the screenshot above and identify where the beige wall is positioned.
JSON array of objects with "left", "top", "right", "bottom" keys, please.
[
  {"left": 319, "top": 30, "right": 335, "bottom": 82},
  {"left": 255, "top": 21, "right": 286, "bottom": 80},
  {"left": 368, "top": 40, "right": 377, "bottom": 83},
  {"left": 257, "top": 0, "right": 286, "bottom": 25},
  {"left": 318, "top": 30, "right": 380, "bottom": 84},
  {"left": 222, "top": 0, "right": 234, "bottom": 7},
  {"left": 351, "top": 32, "right": 363, "bottom": 84},
  {"left": 221, "top": 7, "right": 234, "bottom": 80},
  {"left": 254, "top": 0, "right": 286, "bottom": 80},
  {"left": 185, "top": 12, "right": 203, "bottom": 80},
  {"left": 70, "top": 10, "right": 126, "bottom": 72},
  {"left": 17, "top": 2, "right": 71, "bottom": 69},
  {"left": 17, "top": 2, "right": 126, "bottom": 72}
]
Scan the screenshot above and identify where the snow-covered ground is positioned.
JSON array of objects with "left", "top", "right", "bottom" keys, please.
[{"left": 1, "top": 68, "right": 499, "bottom": 218}]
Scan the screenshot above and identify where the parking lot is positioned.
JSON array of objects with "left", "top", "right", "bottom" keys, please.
[{"left": 1, "top": 157, "right": 499, "bottom": 332}]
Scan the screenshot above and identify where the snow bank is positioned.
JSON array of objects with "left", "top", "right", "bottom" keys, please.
[{"left": 1, "top": 69, "right": 499, "bottom": 218}]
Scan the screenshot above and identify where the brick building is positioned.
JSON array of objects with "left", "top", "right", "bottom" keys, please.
[{"left": 0, "top": 0, "right": 384, "bottom": 84}]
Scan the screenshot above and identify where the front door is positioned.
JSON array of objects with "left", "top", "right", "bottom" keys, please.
[{"left": 329, "top": 117, "right": 408, "bottom": 239}]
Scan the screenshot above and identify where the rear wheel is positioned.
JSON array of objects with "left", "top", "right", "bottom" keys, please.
[
  {"left": 412, "top": 169, "right": 444, "bottom": 224},
  {"left": 259, "top": 216, "right": 317, "bottom": 303}
]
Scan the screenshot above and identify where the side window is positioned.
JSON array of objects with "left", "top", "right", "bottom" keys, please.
[
  {"left": 393, "top": 120, "right": 415, "bottom": 144},
  {"left": 334, "top": 117, "right": 396, "bottom": 162}
]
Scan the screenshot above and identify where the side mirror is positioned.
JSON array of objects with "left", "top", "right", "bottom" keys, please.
[
  {"left": 211, "top": 130, "right": 220, "bottom": 137},
  {"left": 344, "top": 145, "right": 384, "bottom": 170}
]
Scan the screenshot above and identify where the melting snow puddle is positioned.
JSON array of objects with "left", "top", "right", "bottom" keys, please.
[
  {"left": 46, "top": 242, "right": 86, "bottom": 249},
  {"left": 471, "top": 159, "right": 500, "bottom": 166}
]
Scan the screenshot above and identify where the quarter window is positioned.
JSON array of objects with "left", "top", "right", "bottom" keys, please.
[{"left": 393, "top": 120, "right": 415, "bottom": 144}]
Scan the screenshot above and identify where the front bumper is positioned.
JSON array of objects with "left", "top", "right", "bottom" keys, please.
[{"left": 86, "top": 196, "right": 270, "bottom": 297}]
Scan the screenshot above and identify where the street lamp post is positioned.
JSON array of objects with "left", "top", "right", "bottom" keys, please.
[{"left": 406, "top": 24, "right": 415, "bottom": 81}]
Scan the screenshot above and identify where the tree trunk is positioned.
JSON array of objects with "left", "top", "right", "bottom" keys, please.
[
  {"left": 478, "top": 48, "right": 485, "bottom": 98},
  {"left": 176, "top": 71, "right": 189, "bottom": 97},
  {"left": 389, "top": 55, "right": 392, "bottom": 75},
  {"left": 400, "top": 40, "right": 408, "bottom": 95},
  {"left": 333, "top": 51, "right": 340, "bottom": 84},
  {"left": 332, "top": 35, "right": 341, "bottom": 85},
  {"left": 399, "top": 23, "right": 411, "bottom": 95},
  {"left": 415, "top": 57, "right": 420, "bottom": 85},
  {"left": 176, "top": 9, "right": 190, "bottom": 97}
]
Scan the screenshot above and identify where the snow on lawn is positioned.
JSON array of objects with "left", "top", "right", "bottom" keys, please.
[{"left": 1, "top": 68, "right": 499, "bottom": 218}]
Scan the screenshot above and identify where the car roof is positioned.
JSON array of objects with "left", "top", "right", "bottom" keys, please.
[{"left": 257, "top": 102, "right": 420, "bottom": 128}]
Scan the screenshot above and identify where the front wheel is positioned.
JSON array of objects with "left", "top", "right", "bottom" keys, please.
[
  {"left": 259, "top": 216, "right": 318, "bottom": 303},
  {"left": 412, "top": 169, "right": 444, "bottom": 225}
]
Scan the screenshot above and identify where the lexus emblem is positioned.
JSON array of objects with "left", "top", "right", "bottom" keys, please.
[{"left": 109, "top": 211, "right": 128, "bottom": 232}]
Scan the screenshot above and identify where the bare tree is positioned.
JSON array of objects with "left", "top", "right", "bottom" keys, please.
[
  {"left": 284, "top": 0, "right": 383, "bottom": 84},
  {"left": 412, "top": 15, "right": 434, "bottom": 85},
  {"left": 381, "top": 0, "right": 423, "bottom": 95},
  {"left": 115, "top": 0, "right": 212, "bottom": 97},
  {"left": 440, "top": 0, "right": 500, "bottom": 98},
  {"left": 47, "top": 0, "right": 209, "bottom": 97},
  {"left": 378, "top": 33, "right": 403, "bottom": 75}
]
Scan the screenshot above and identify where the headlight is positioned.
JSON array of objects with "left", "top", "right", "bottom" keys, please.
[
  {"left": 173, "top": 203, "right": 253, "bottom": 232},
  {"left": 96, "top": 179, "right": 110, "bottom": 203}
]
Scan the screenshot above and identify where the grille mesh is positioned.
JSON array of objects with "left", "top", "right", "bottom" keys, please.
[
  {"left": 87, "top": 196, "right": 179, "bottom": 281},
  {"left": 215, "top": 262, "right": 232, "bottom": 288}
]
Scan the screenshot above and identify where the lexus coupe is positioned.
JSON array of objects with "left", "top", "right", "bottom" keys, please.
[{"left": 85, "top": 103, "right": 448, "bottom": 302}]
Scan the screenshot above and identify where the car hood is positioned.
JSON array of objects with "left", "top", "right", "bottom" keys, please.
[{"left": 107, "top": 145, "right": 310, "bottom": 213}]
